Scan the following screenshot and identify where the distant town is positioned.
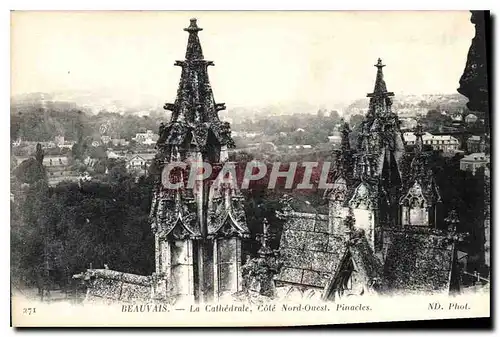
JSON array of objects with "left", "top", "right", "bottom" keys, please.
[
  {"left": 10, "top": 12, "right": 490, "bottom": 311},
  {"left": 11, "top": 91, "right": 489, "bottom": 187}
]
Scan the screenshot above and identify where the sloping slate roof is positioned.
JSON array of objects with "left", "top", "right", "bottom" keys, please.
[
  {"left": 282, "top": 193, "right": 329, "bottom": 215},
  {"left": 349, "top": 233, "right": 384, "bottom": 283},
  {"left": 75, "top": 269, "right": 152, "bottom": 303},
  {"left": 276, "top": 212, "right": 347, "bottom": 288},
  {"left": 322, "top": 229, "right": 385, "bottom": 300},
  {"left": 382, "top": 229, "right": 455, "bottom": 293}
]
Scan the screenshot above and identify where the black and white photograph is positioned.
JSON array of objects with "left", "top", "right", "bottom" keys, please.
[{"left": 9, "top": 10, "right": 491, "bottom": 327}]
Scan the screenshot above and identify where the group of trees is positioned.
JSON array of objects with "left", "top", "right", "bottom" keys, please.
[
  {"left": 11, "top": 163, "right": 156, "bottom": 292},
  {"left": 232, "top": 110, "right": 343, "bottom": 147}
]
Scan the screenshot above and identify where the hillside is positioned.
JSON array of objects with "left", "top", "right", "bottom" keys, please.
[{"left": 344, "top": 93, "right": 469, "bottom": 117}]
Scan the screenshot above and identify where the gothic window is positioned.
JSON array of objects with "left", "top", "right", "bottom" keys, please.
[
  {"left": 330, "top": 177, "right": 347, "bottom": 202},
  {"left": 400, "top": 181, "right": 429, "bottom": 226},
  {"left": 349, "top": 183, "right": 373, "bottom": 210},
  {"left": 216, "top": 238, "right": 240, "bottom": 294},
  {"left": 409, "top": 208, "right": 427, "bottom": 226},
  {"left": 353, "top": 209, "right": 372, "bottom": 232},
  {"left": 170, "top": 240, "right": 194, "bottom": 298}
]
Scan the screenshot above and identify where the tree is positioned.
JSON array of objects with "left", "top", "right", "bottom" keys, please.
[
  {"left": 35, "top": 143, "right": 44, "bottom": 165},
  {"left": 107, "top": 162, "right": 129, "bottom": 183},
  {"left": 11, "top": 180, "right": 54, "bottom": 294},
  {"left": 14, "top": 158, "right": 46, "bottom": 184},
  {"left": 89, "top": 145, "right": 107, "bottom": 160},
  {"left": 349, "top": 114, "right": 364, "bottom": 128}
]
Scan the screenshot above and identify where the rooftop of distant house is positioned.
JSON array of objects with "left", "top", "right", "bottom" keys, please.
[
  {"left": 403, "top": 132, "right": 459, "bottom": 142},
  {"left": 461, "top": 152, "right": 489, "bottom": 162},
  {"left": 467, "top": 135, "right": 482, "bottom": 142}
]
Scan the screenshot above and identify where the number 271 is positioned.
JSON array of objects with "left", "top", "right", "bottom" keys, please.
[{"left": 23, "top": 308, "right": 36, "bottom": 315}]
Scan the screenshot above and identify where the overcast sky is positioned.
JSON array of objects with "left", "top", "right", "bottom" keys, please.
[{"left": 11, "top": 11, "right": 474, "bottom": 107}]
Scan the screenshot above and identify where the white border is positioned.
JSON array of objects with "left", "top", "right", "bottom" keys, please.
[{"left": 2, "top": 2, "right": 498, "bottom": 336}]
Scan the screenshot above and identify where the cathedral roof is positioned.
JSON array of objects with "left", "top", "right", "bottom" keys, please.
[
  {"left": 348, "top": 231, "right": 384, "bottom": 283},
  {"left": 277, "top": 211, "right": 385, "bottom": 296},
  {"left": 73, "top": 269, "right": 151, "bottom": 303},
  {"left": 322, "top": 229, "right": 385, "bottom": 299},
  {"left": 275, "top": 212, "right": 346, "bottom": 288},
  {"left": 382, "top": 228, "right": 458, "bottom": 293}
]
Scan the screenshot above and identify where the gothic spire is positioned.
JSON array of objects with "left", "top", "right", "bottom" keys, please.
[
  {"left": 366, "top": 58, "right": 395, "bottom": 119},
  {"left": 159, "top": 18, "right": 233, "bottom": 152},
  {"left": 334, "top": 118, "right": 353, "bottom": 181},
  {"left": 353, "top": 59, "right": 405, "bottom": 184},
  {"left": 164, "top": 18, "right": 218, "bottom": 125}
]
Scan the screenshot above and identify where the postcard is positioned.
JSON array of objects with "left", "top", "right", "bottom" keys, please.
[{"left": 10, "top": 10, "right": 491, "bottom": 327}]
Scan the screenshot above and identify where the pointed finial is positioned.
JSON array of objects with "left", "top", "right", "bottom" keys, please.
[
  {"left": 184, "top": 18, "right": 203, "bottom": 33},
  {"left": 445, "top": 210, "right": 459, "bottom": 224},
  {"left": 375, "top": 58, "right": 385, "bottom": 68},
  {"left": 257, "top": 218, "right": 274, "bottom": 256},
  {"left": 339, "top": 119, "right": 351, "bottom": 152},
  {"left": 262, "top": 218, "right": 269, "bottom": 248},
  {"left": 414, "top": 123, "right": 425, "bottom": 152},
  {"left": 367, "top": 58, "right": 393, "bottom": 99},
  {"left": 183, "top": 18, "right": 204, "bottom": 60}
]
